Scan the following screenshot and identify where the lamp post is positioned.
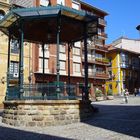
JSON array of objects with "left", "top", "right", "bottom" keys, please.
[
  {"left": 136, "top": 25, "right": 140, "bottom": 32},
  {"left": 136, "top": 25, "right": 140, "bottom": 88}
]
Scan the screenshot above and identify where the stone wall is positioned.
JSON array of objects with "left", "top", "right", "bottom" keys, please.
[{"left": 2, "top": 100, "right": 94, "bottom": 127}]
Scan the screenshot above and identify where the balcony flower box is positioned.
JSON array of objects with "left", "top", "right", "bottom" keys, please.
[
  {"left": 95, "top": 58, "right": 102, "bottom": 63},
  {"left": 102, "top": 58, "right": 109, "bottom": 64}
]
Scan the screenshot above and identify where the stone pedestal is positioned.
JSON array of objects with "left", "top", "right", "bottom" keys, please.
[{"left": 2, "top": 100, "right": 94, "bottom": 127}]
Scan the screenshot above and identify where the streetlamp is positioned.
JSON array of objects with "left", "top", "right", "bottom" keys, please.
[
  {"left": 136, "top": 25, "right": 140, "bottom": 38},
  {"left": 136, "top": 25, "right": 140, "bottom": 89},
  {"left": 136, "top": 25, "right": 140, "bottom": 32}
]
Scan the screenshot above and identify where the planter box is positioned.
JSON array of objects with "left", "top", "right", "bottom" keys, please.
[
  {"left": 107, "top": 96, "right": 114, "bottom": 100},
  {"left": 96, "top": 96, "right": 104, "bottom": 101}
]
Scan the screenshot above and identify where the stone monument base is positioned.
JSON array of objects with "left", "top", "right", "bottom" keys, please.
[{"left": 2, "top": 100, "right": 94, "bottom": 127}]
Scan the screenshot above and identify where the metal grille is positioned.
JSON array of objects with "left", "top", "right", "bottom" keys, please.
[{"left": 7, "top": 83, "right": 81, "bottom": 100}]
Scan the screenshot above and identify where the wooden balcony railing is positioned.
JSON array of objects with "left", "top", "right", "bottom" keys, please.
[{"left": 94, "top": 73, "right": 109, "bottom": 79}]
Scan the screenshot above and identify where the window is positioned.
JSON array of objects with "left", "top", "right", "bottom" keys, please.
[
  {"left": 73, "top": 47, "right": 80, "bottom": 55},
  {"left": 11, "top": 39, "right": 19, "bottom": 54},
  {"left": 120, "top": 53, "right": 129, "bottom": 68},
  {"left": 40, "top": 0, "right": 49, "bottom": 6},
  {"left": 39, "top": 58, "right": 49, "bottom": 70},
  {"left": 73, "top": 63, "right": 80, "bottom": 73},
  {"left": 57, "top": 0, "right": 65, "bottom": 5},
  {"left": 60, "top": 45, "right": 65, "bottom": 53},
  {"left": 72, "top": 0, "right": 80, "bottom": 10},
  {"left": 60, "top": 61, "right": 65, "bottom": 70},
  {"left": 39, "top": 44, "right": 49, "bottom": 57},
  {"left": 10, "top": 61, "right": 19, "bottom": 78},
  {"left": 96, "top": 67, "right": 104, "bottom": 73},
  {"left": 95, "top": 53, "right": 103, "bottom": 58},
  {"left": 122, "top": 70, "right": 126, "bottom": 80},
  {"left": 98, "top": 28, "right": 102, "bottom": 35}
]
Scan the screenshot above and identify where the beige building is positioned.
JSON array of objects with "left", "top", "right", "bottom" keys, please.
[{"left": 0, "top": 0, "right": 32, "bottom": 107}]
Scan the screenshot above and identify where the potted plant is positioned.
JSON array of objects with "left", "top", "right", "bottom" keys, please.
[
  {"left": 107, "top": 89, "right": 114, "bottom": 100},
  {"left": 95, "top": 89, "right": 104, "bottom": 101}
]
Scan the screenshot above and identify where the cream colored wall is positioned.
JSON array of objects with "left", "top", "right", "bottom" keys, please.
[{"left": 0, "top": 34, "right": 32, "bottom": 105}]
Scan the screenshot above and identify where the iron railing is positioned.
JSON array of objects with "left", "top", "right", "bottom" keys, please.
[{"left": 6, "top": 83, "right": 82, "bottom": 100}]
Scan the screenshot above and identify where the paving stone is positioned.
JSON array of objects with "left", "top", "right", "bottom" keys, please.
[{"left": 0, "top": 97, "right": 140, "bottom": 140}]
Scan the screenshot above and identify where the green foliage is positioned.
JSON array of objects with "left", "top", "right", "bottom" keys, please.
[
  {"left": 107, "top": 89, "right": 113, "bottom": 96},
  {"left": 95, "top": 89, "right": 103, "bottom": 97},
  {"left": 95, "top": 58, "right": 109, "bottom": 63},
  {"left": 102, "top": 58, "right": 109, "bottom": 63}
]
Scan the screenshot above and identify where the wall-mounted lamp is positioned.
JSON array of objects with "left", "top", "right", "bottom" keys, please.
[{"left": 1, "top": 76, "right": 6, "bottom": 84}]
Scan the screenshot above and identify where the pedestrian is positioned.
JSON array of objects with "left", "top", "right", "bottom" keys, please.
[
  {"left": 138, "top": 88, "right": 140, "bottom": 96},
  {"left": 82, "top": 84, "right": 85, "bottom": 100},
  {"left": 124, "top": 88, "right": 129, "bottom": 103},
  {"left": 134, "top": 88, "right": 137, "bottom": 96}
]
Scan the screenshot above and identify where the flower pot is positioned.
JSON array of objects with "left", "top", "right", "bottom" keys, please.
[
  {"left": 107, "top": 95, "right": 114, "bottom": 100},
  {"left": 96, "top": 96, "right": 104, "bottom": 101}
]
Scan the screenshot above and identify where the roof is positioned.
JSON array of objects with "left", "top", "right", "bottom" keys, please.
[
  {"left": 80, "top": 1, "right": 108, "bottom": 16},
  {"left": 0, "top": 5, "right": 98, "bottom": 43}
]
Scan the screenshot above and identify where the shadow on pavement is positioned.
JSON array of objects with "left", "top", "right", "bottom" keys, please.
[
  {"left": 0, "top": 125, "right": 71, "bottom": 140},
  {"left": 84, "top": 104, "right": 140, "bottom": 139}
]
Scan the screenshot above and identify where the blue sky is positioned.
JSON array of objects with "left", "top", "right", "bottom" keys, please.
[{"left": 84, "top": 0, "right": 140, "bottom": 44}]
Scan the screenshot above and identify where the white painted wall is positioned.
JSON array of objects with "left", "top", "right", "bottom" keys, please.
[{"left": 114, "top": 38, "right": 140, "bottom": 54}]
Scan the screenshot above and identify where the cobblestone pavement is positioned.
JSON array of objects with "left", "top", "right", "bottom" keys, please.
[{"left": 0, "top": 96, "right": 140, "bottom": 140}]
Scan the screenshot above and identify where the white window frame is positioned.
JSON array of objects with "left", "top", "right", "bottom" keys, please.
[
  {"left": 73, "top": 47, "right": 80, "bottom": 56},
  {"left": 39, "top": 57, "right": 49, "bottom": 70},
  {"left": 57, "top": 0, "right": 65, "bottom": 5},
  {"left": 60, "top": 45, "right": 65, "bottom": 53},
  {"left": 60, "top": 61, "right": 66, "bottom": 70},
  {"left": 73, "top": 63, "right": 81, "bottom": 73},
  {"left": 40, "top": 0, "right": 49, "bottom": 6},
  {"left": 72, "top": 0, "right": 80, "bottom": 10},
  {"left": 39, "top": 44, "right": 49, "bottom": 57}
]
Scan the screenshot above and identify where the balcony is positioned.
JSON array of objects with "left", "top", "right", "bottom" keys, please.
[
  {"left": 98, "top": 32, "right": 108, "bottom": 40},
  {"left": 82, "top": 70, "right": 109, "bottom": 79},
  {"left": 95, "top": 39, "right": 103, "bottom": 47},
  {"left": 94, "top": 72, "right": 109, "bottom": 79},
  {"left": 98, "top": 18, "right": 107, "bottom": 26},
  {"left": 95, "top": 57, "right": 110, "bottom": 65},
  {"left": 120, "top": 63, "right": 130, "bottom": 69},
  {"left": 82, "top": 57, "right": 110, "bottom": 66}
]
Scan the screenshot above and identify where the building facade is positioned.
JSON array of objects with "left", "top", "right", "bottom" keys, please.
[
  {"left": 31, "top": 0, "right": 109, "bottom": 97},
  {"left": 0, "top": 0, "right": 109, "bottom": 106},
  {"left": 106, "top": 37, "right": 140, "bottom": 95},
  {"left": 0, "top": 0, "right": 33, "bottom": 107}
]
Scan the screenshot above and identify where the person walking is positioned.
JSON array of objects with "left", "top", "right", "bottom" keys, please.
[
  {"left": 124, "top": 88, "right": 129, "bottom": 103},
  {"left": 134, "top": 88, "right": 137, "bottom": 96}
]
